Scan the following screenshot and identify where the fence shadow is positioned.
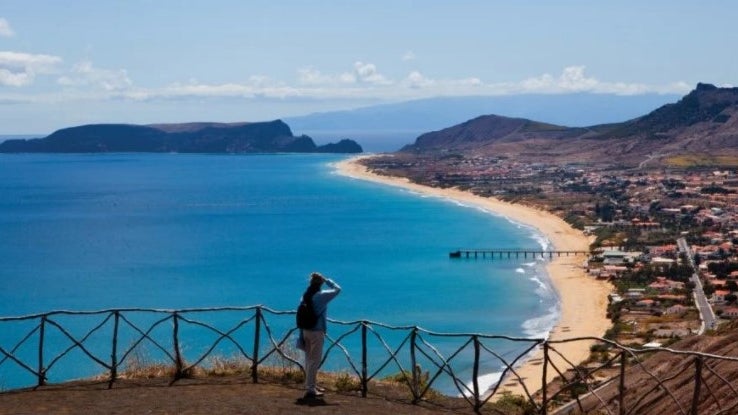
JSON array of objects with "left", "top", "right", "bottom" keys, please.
[{"left": 2, "top": 306, "right": 738, "bottom": 414}]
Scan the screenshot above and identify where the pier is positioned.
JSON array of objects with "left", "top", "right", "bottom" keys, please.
[{"left": 449, "top": 249, "right": 589, "bottom": 259}]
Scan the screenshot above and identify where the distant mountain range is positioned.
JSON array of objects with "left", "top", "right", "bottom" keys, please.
[
  {"left": 2, "top": 86, "right": 728, "bottom": 162},
  {"left": 286, "top": 93, "right": 680, "bottom": 152},
  {"left": 401, "top": 83, "right": 738, "bottom": 168},
  {"left": 0, "top": 120, "right": 362, "bottom": 154}
]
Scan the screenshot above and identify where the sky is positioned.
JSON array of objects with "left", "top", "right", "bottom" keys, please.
[{"left": 1, "top": 0, "right": 737, "bottom": 134}]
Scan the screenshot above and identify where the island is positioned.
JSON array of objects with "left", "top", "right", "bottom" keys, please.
[{"left": 0, "top": 119, "right": 363, "bottom": 154}]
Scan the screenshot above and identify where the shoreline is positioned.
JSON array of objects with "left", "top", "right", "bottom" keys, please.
[{"left": 334, "top": 155, "right": 612, "bottom": 397}]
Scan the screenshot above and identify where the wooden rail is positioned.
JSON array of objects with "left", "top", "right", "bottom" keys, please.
[{"left": 2, "top": 307, "right": 737, "bottom": 414}]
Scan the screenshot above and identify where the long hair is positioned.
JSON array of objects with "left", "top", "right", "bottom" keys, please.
[{"left": 303, "top": 281, "right": 321, "bottom": 302}]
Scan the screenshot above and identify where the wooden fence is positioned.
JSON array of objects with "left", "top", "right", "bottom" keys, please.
[{"left": 1, "top": 306, "right": 738, "bottom": 414}]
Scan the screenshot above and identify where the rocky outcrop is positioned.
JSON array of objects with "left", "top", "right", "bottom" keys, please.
[{"left": 316, "top": 139, "right": 364, "bottom": 153}]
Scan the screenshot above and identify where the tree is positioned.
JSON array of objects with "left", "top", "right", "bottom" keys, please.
[
  {"left": 725, "top": 294, "right": 737, "bottom": 305},
  {"left": 704, "top": 283, "right": 716, "bottom": 297},
  {"left": 596, "top": 202, "right": 616, "bottom": 222}
]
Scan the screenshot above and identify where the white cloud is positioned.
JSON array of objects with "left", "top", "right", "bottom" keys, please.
[
  {"left": 297, "top": 63, "right": 396, "bottom": 86},
  {"left": 514, "top": 66, "right": 691, "bottom": 95},
  {"left": 297, "top": 66, "right": 331, "bottom": 85},
  {"left": 339, "top": 72, "right": 356, "bottom": 84},
  {"left": 353, "top": 61, "right": 391, "bottom": 85},
  {"left": 0, "top": 69, "right": 31, "bottom": 87},
  {"left": 402, "top": 51, "right": 416, "bottom": 61},
  {"left": 297, "top": 66, "right": 355, "bottom": 85},
  {"left": 0, "top": 60, "right": 694, "bottom": 108},
  {"left": 558, "top": 66, "right": 599, "bottom": 91},
  {"left": 0, "top": 51, "right": 62, "bottom": 86},
  {"left": 162, "top": 81, "right": 251, "bottom": 97},
  {"left": 57, "top": 61, "right": 133, "bottom": 91},
  {"left": 0, "top": 18, "right": 14, "bottom": 37},
  {"left": 519, "top": 66, "right": 600, "bottom": 93},
  {"left": 153, "top": 76, "right": 303, "bottom": 100},
  {"left": 404, "top": 71, "right": 434, "bottom": 89}
]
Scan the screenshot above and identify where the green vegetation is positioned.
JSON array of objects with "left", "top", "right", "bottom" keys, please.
[
  {"left": 603, "top": 321, "right": 629, "bottom": 341},
  {"left": 564, "top": 213, "right": 586, "bottom": 230},
  {"left": 488, "top": 392, "right": 538, "bottom": 415}
]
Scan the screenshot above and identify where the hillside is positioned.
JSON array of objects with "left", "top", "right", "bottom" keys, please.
[
  {"left": 572, "top": 323, "right": 738, "bottom": 414},
  {"left": 0, "top": 120, "right": 362, "bottom": 154},
  {"left": 401, "top": 84, "right": 738, "bottom": 167}
]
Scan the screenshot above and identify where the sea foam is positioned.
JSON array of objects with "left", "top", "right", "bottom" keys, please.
[{"left": 522, "top": 305, "right": 560, "bottom": 339}]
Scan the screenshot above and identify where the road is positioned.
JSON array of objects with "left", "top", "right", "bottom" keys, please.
[
  {"left": 677, "top": 237, "right": 717, "bottom": 333},
  {"left": 554, "top": 239, "right": 716, "bottom": 414}
]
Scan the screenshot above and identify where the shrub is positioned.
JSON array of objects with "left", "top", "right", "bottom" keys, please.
[
  {"left": 334, "top": 372, "right": 361, "bottom": 392},
  {"left": 489, "top": 392, "right": 538, "bottom": 415}
]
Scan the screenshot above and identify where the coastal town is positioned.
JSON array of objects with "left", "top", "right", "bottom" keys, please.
[{"left": 361, "top": 153, "right": 738, "bottom": 349}]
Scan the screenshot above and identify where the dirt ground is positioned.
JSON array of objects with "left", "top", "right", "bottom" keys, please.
[{"left": 0, "top": 376, "right": 475, "bottom": 415}]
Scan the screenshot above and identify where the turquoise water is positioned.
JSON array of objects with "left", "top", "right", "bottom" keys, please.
[{"left": 0, "top": 153, "right": 557, "bottom": 390}]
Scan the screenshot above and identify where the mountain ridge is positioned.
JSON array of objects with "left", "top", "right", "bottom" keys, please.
[
  {"left": 400, "top": 83, "right": 738, "bottom": 167},
  {"left": 286, "top": 93, "right": 680, "bottom": 152}
]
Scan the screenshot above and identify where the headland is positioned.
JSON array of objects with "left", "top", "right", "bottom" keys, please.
[{"left": 335, "top": 155, "right": 612, "bottom": 396}]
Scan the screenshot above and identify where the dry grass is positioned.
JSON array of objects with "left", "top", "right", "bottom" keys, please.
[
  {"left": 79, "top": 341, "right": 539, "bottom": 414},
  {"left": 664, "top": 154, "right": 738, "bottom": 168},
  {"left": 100, "top": 357, "right": 540, "bottom": 414}
]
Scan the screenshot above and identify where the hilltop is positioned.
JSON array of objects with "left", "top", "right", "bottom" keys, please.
[
  {"left": 0, "top": 378, "right": 453, "bottom": 415},
  {"left": 5, "top": 324, "right": 738, "bottom": 414},
  {"left": 401, "top": 83, "right": 738, "bottom": 168},
  {"left": 0, "top": 120, "right": 363, "bottom": 154}
]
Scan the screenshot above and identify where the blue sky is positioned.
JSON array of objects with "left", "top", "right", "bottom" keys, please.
[{"left": 1, "top": 1, "right": 737, "bottom": 133}]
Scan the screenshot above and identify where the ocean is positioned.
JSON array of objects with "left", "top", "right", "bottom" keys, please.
[{"left": 0, "top": 153, "right": 557, "bottom": 391}]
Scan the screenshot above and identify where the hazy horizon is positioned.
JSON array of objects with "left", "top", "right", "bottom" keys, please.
[{"left": 1, "top": 1, "right": 737, "bottom": 134}]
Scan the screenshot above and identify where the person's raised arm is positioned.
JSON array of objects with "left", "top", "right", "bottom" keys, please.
[{"left": 321, "top": 278, "right": 341, "bottom": 301}]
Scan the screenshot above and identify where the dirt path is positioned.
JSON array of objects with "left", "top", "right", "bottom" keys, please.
[{"left": 0, "top": 377, "right": 472, "bottom": 415}]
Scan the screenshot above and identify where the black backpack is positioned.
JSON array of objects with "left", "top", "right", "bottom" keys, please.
[{"left": 296, "top": 288, "right": 319, "bottom": 329}]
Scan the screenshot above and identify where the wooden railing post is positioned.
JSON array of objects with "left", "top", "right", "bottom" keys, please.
[
  {"left": 619, "top": 351, "right": 627, "bottom": 415},
  {"left": 109, "top": 310, "right": 120, "bottom": 389},
  {"left": 251, "top": 306, "right": 262, "bottom": 383},
  {"left": 172, "top": 312, "right": 184, "bottom": 380},
  {"left": 37, "top": 315, "right": 47, "bottom": 388},
  {"left": 542, "top": 341, "right": 549, "bottom": 415},
  {"left": 472, "top": 335, "right": 481, "bottom": 413},
  {"left": 361, "top": 321, "right": 368, "bottom": 398},
  {"left": 691, "top": 356, "right": 703, "bottom": 415},
  {"left": 410, "top": 327, "right": 419, "bottom": 403}
]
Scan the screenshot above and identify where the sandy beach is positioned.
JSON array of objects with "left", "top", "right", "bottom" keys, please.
[{"left": 335, "top": 155, "right": 612, "bottom": 398}]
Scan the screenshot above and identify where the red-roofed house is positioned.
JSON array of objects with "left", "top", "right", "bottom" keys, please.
[
  {"left": 648, "top": 277, "right": 685, "bottom": 292},
  {"left": 712, "top": 290, "right": 732, "bottom": 303}
]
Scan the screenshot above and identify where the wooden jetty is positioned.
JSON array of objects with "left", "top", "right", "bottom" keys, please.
[{"left": 449, "top": 249, "right": 589, "bottom": 259}]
